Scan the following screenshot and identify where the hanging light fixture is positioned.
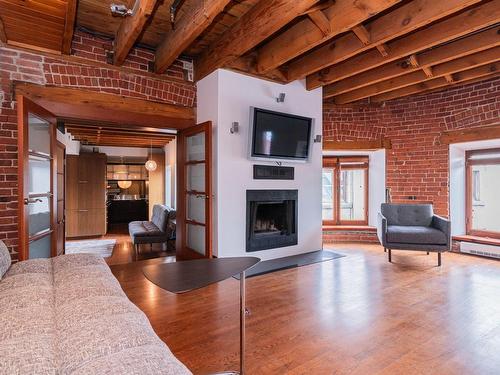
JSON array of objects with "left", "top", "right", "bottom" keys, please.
[
  {"left": 145, "top": 139, "right": 157, "bottom": 172},
  {"left": 118, "top": 180, "right": 132, "bottom": 189}
]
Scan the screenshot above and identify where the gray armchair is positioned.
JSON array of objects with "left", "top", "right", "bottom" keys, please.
[{"left": 377, "top": 203, "right": 451, "bottom": 266}]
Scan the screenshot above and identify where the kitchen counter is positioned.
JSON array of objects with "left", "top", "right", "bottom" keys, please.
[{"left": 108, "top": 199, "right": 148, "bottom": 224}]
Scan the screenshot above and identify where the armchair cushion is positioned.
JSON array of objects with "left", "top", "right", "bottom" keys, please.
[
  {"left": 381, "top": 203, "right": 433, "bottom": 227},
  {"left": 387, "top": 225, "right": 447, "bottom": 245}
]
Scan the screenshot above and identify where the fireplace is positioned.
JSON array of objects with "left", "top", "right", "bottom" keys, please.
[{"left": 246, "top": 190, "right": 298, "bottom": 252}]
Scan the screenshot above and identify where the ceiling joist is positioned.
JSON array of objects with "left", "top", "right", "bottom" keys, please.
[{"left": 62, "top": 0, "right": 77, "bottom": 54}]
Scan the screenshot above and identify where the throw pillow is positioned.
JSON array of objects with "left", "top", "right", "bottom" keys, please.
[{"left": 0, "top": 240, "right": 11, "bottom": 280}]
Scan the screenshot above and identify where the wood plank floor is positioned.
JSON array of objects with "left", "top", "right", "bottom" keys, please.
[{"left": 110, "top": 244, "right": 500, "bottom": 375}]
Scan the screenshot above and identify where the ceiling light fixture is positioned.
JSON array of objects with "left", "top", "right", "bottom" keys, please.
[
  {"left": 145, "top": 139, "right": 157, "bottom": 172},
  {"left": 117, "top": 180, "right": 132, "bottom": 189}
]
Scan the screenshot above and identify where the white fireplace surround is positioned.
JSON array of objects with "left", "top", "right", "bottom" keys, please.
[{"left": 196, "top": 69, "right": 323, "bottom": 261}]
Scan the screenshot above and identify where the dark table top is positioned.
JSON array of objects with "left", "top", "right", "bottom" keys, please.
[{"left": 143, "top": 257, "right": 260, "bottom": 293}]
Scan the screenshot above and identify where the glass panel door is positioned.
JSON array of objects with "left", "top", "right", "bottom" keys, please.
[
  {"left": 177, "top": 122, "right": 212, "bottom": 259},
  {"left": 18, "top": 97, "right": 56, "bottom": 260}
]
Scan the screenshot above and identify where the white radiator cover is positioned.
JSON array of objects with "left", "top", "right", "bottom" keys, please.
[{"left": 460, "top": 241, "right": 500, "bottom": 259}]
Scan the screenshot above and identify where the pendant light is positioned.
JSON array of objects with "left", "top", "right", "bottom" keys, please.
[
  {"left": 117, "top": 180, "right": 132, "bottom": 189},
  {"left": 145, "top": 139, "right": 157, "bottom": 172}
]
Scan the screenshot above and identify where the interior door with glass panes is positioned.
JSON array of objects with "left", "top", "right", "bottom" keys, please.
[
  {"left": 176, "top": 121, "right": 212, "bottom": 259},
  {"left": 17, "top": 96, "right": 57, "bottom": 260}
]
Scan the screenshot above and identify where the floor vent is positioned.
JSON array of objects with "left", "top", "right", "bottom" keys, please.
[{"left": 460, "top": 241, "right": 500, "bottom": 259}]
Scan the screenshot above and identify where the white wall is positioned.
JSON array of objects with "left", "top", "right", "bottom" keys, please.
[
  {"left": 164, "top": 140, "right": 177, "bottom": 208},
  {"left": 197, "top": 69, "right": 323, "bottom": 260},
  {"left": 80, "top": 145, "right": 149, "bottom": 157},
  {"left": 56, "top": 130, "right": 80, "bottom": 155},
  {"left": 323, "top": 149, "right": 386, "bottom": 226}
]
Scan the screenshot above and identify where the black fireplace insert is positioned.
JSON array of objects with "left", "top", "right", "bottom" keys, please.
[{"left": 246, "top": 190, "right": 298, "bottom": 252}]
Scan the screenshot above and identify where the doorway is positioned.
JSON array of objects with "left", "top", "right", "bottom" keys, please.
[{"left": 16, "top": 85, "right": 212, "bottom": 261}]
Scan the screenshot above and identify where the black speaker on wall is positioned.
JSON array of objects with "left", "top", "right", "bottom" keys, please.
[{"left": 253, "top": 165, "right": 294, "bottom": 180}]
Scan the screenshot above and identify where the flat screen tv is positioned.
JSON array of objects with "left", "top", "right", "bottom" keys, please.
[{"left": 249, "top": 107, "right": 313, "bottom": 162}]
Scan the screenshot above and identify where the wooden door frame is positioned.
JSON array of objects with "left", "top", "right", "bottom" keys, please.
[
  {"left": 55, "top": 140, "right": 66, "bottom": 256},
  {"left": 17, "top": 95, "right": 57, "bottom": 260},
  {"left": 176, "top": 121, "right": 213, "bottom": 259},
  {"left": 322, "top": 156, "right": 369, "bottom": 226},
  {"left": 465, "top": 148, "right": 500, "bottom": 239}
]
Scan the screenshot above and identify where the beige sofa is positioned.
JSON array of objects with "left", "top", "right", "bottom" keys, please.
[{"left": 0, "top": 252, "right": 191, "bottom": 374}]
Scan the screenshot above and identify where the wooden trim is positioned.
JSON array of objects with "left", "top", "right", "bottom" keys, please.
[
  {"left": 323, "top": 225, "right": 377, "bottom": 232},
  {"left": 306, "top": 0, "right": 500, "bottom": 89},
  {"left": 453, "top": 235, "right": 500, "bottom": 246},
  {"left": 7, "top": 40, "right": 62, "bottom": 55},
  {"left": 155, "top": 0, "right": 231, "bottom": 73},
  {"left": 323, "top": 138, "right": 391, "bottom": 150},
  {"left": 440, "top": 124, "right": 500, "bottom": 144},
  {"left": 62, "top": 0, "right": 77, "bottom": 54},
  {"left": 15, "top": 83, "right": 195, "bottom": 129},
  {"left": 114, "top": 0, "right": 158, "bottom": 65}
]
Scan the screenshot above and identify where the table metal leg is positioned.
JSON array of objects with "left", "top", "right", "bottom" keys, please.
[{"left": 240, "top": 270, "right": 246, "bottom": 375}]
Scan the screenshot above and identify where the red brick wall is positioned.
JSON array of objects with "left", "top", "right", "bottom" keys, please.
[
  {"left": 323, "top": 76, "right": 500, "bottom": 219},
  {"left": 0, "top": 31, "right": 196, "bottom": 261}
]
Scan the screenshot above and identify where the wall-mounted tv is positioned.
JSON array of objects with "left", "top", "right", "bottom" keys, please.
[{"left": 249, "top": 107, "right": 313, "bottom": 162}]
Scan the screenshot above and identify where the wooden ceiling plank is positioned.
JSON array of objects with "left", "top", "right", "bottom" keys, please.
[
  {"left": 333, "top": 46, "right": 500, "bottom": 103},
  {"left": 114, "top": 0, "right": 158, "bottom": 65},
  {"left": 155, "top": 0, "right": 231, "bottom": 73},
  {"left": 62, "top": 0, "right": 78, "bottom": 54},
  {"left": 371, "top": 62, "right": 500, "bottom": 102},
  {"left": 323, "top": 27, "right": 500, "bottom": 98},
  {"left": 195, "top": 0, "right": 320, "bottom": 81},
  {"left": 254, "top": 0, "right": 400, "bottom": 74},
  {"left": 307, "top": 10, "right": 331, "bottom": 37},
  {"left": 307, "top": 0, "right": 500, "bottom": 89},
  {"left": 293, "top": 0, "right": 485, "bottom": 84}
]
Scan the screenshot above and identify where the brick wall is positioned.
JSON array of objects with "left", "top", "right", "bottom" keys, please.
[
  {"left": 0, "top": 31, "right": 196, "bottom": 261},
  {"left": 324, "top": 76, "right": 500, "bottom": 217}
]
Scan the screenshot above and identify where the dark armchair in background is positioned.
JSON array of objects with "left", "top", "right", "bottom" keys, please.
[{"left": 377, "top": 203, "right": 451, "bottom": 266}]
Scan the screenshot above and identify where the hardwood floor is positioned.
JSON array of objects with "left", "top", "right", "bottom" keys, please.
[{"left": 110, "top": 244, "right": 500, "bottom": 375}]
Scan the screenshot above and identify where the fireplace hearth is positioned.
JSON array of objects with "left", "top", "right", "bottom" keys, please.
[{"left": 246, "top": 190, "right": 298, "bottom": 252}]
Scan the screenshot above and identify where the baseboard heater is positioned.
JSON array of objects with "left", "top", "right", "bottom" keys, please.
[{"left": 460, "top": 241, "right": 500, "bottom": 259}]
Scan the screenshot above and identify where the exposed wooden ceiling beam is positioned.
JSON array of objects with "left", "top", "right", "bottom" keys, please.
[
  {"left": 62, "top": 0, "right": 77, "bottom": 54},
  {"left": 288, "top": 0, "right": 483, "bottom": 83},
  {"left": 307, "top": 10, "right": 331, "bottom": 37},
  {"left": 323, "top": 27, "right": 500, "bottom": 98},
  {"left": 114, "top": 0, "right": 158, "bottom": 65},
  {"left": 15, "top": 84, "right": 195, "bottom": 129},
  {"left": 307, "top": 0, "right": 500, "bottom": 89},
  {"left": 375, "top": 43, "right": 390, "bottom": 57},
  {"left": 67, "top": 129, "right": 175, "bottom": 140},
  {"left": 352, "top": 25, "right": 371, "bottom": 45},
  {"left": 333, "top": 47, "right": 500, "bottom": 103},
  {"left": 195, "top": 0, "right": 320, "bottom": 81},
  {"left": 371, "top": 62, "right": 500, "bottom": 103},
  {"left": 254, "top": 0, "right": 400, "bottom": 75},
  {"left": 440, "top": 123, "right": 500, "bottom": 144},
  {"left": 155, "top": 0, "right": 231, "bottom": 73},
  {"left": 323, "top": 138, "right": 392, "bottom": 151}
]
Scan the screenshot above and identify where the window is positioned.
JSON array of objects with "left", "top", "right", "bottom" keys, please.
[
  {"left": 466, "top": 148, "right": 500, "bottom": 238},
  {"left": 322, "top": 156, "right": 369, "bottom": 225}
]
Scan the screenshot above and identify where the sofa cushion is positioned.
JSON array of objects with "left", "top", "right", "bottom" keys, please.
[
  {"left": 387, "top": 225, "right": 447, "bottom": 245},
  {"left": 151, "top": 204, "right": 175, "bottom": 233},
  {"left": 381, "top": 203, "right": 434, "bottom": 227},
  {"left": 129, "top": 221, "right": 163, "bottom": 238},
  {"left": 0, "top": 240, "right": 11, "bottom": 279}
]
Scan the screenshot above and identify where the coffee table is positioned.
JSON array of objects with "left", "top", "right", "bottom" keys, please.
[{"left": 143, "top": 257, "right": 260, "bottom": 375}]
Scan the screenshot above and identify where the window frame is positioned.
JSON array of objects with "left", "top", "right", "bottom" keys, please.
[
  {"left": 322, "top": 156, "right": 369, "bottom": 226},
  {"left": 465, "top": 148, "right": 500, "bottom": 239}
]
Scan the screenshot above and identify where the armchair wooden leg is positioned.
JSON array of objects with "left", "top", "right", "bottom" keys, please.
[
  {"left": 388, "top": 249, "right": 392, "bottom": 263},
  {"left": 384, "top": 247, "right": 387, "bottom": 253},
  {"left": 438, "top": 252, "right": 442, "bottom": 267},
  {"left": 427, "top": 251, "right": 429, "bottom": 255}
]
